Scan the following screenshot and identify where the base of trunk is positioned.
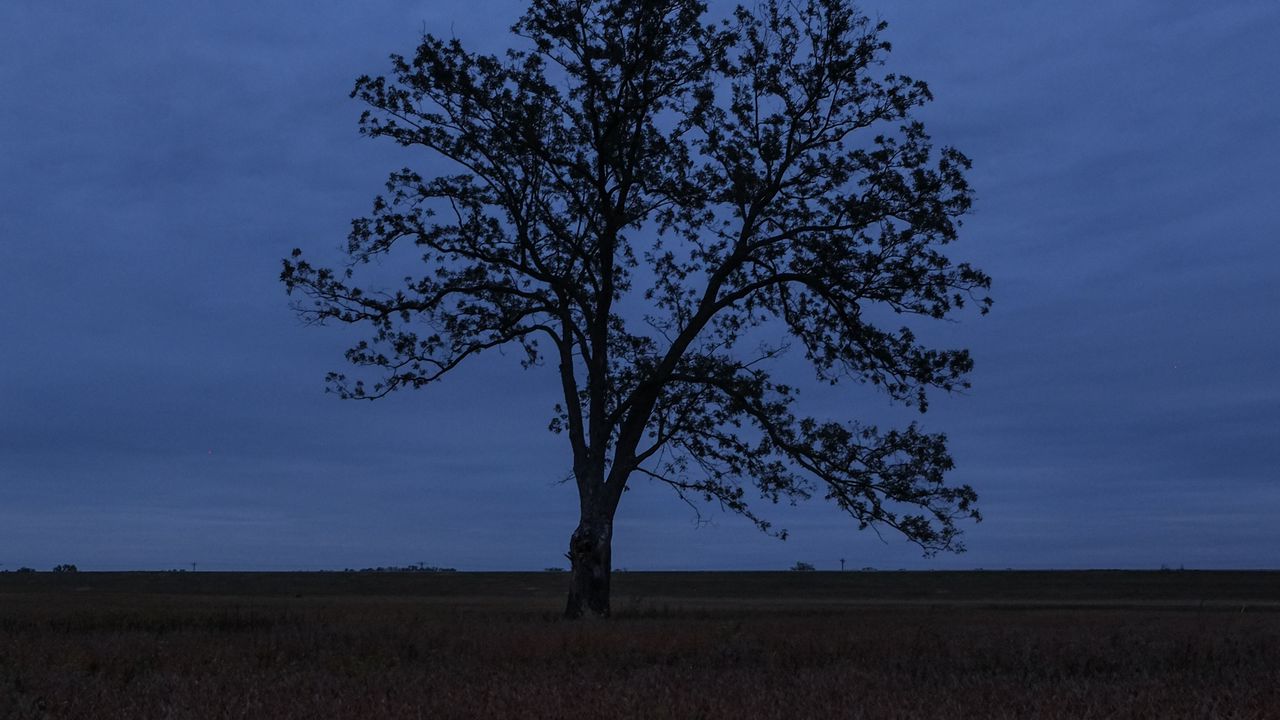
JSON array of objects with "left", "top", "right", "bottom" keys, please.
[{"left": 564, "top": 519, "right": 612, "bottom": 619}]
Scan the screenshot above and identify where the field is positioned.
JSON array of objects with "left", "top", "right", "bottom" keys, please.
[{"left": 2, "top": 571, "right": 1279, "bottom": 718}]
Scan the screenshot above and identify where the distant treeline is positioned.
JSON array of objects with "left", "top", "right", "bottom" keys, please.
[
  {"left": 1, "top": 565, "right": 75, "bottom": 573},
  {"left": 342, "top": 565, "right": 457, "bottom": 573}
]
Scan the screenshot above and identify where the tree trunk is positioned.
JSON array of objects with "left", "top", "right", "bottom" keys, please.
[{"left": 564, "top": 515, "right": 613, "bottom": 619}]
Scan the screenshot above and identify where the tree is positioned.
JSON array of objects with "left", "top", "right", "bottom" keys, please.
[{"left": 283, "top": 0, "right": 991, "bottom": 618}]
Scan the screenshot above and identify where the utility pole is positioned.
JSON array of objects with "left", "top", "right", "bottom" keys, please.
[
  {"left": 191, "top": 562, "right": 197, "bottom": 573},
  {"left": 839, "top": 558, "right": 846, "bottom": 572}
]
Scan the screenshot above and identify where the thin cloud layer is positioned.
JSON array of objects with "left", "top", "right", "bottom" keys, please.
[{"left": 1, "top": 1, "right": 1276, "bottom": 570}]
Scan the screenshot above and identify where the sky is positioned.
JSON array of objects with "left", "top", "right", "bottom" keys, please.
[{"left": 1, "top": 1, "right": 1277, "bottom": 572}]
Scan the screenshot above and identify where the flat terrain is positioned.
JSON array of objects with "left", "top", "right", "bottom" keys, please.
[{"left": 2, "top": 571, "right": 1279, "bottom": 718}]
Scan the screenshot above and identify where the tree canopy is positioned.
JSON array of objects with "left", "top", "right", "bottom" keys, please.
[{"left": 283, "top": 0, "right": 991, "bottom": 617}]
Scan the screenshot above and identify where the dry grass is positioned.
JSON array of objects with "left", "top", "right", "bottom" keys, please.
[{"left": 2, "top": 572, "right": 1279, "bottom": 718}]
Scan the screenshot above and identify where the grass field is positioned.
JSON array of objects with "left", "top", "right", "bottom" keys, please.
[{"left": 2, "top": 571, "right": 1278, "bottom": 718}]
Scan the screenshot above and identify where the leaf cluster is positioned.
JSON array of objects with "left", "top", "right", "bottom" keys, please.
[{"left": 283, "top": 0, "right": 991, "bottom": 553}]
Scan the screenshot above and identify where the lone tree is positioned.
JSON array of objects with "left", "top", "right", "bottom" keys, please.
[{"left": 283, "top": 0, "right": 990, "bottom": 618}]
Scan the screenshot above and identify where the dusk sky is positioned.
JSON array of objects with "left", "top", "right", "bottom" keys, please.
[{"left": 2, "top": 1, "right": 1277, "bottom": 572}]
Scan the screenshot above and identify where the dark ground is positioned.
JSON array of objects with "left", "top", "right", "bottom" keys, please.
[
  {"left": 2, "top": 571, "right": 1278, "bottom": 718},
  {"left": 6, "top": 569, "right": 1280, "bottom": 604}
]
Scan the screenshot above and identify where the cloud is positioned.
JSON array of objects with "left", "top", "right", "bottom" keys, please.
[{"left": 1, "top": 0, "right": 1277, "bottom": 570}]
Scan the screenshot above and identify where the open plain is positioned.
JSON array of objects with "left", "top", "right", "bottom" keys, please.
[{"left": 2, "top": 570, "right": 1278, "bottom": 719}]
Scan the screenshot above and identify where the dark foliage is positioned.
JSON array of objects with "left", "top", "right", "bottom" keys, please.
[{"left": 284, "top": 0, "right": 990, "bottom": 613}]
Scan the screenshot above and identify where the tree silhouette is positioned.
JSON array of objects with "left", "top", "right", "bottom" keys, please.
[{"left": 283, "top": 0, "right": 990, "bottom": 618}]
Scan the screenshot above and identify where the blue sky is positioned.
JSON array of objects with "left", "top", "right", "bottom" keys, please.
[{"left": 1, "top": 1, "right": 1277, "bottom": 571}]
